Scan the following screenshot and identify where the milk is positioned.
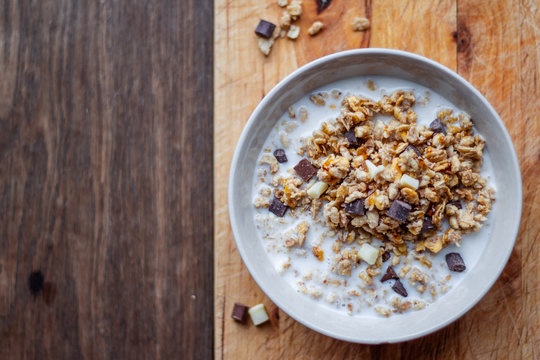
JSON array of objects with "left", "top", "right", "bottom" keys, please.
[{"left": 252, "top": 76, "right": 496, "bottom": 317}]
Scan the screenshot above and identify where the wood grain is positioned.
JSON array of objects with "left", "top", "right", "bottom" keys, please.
[
  {"left": 0, "top": 1, "right": 213, "bottom": 359},
  {"left": 215, "top": 0, "right": 539, "bottom": 358}
]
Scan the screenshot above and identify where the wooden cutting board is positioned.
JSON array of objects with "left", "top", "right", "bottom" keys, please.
[{"left": 214, "top": 0, "right": 539, "bottom": 358}]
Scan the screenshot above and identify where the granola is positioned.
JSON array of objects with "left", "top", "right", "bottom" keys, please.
[{"left": 252, "top": 79, "right": 496, "bottom": 317}]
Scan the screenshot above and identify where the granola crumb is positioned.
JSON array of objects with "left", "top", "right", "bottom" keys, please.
[
  {"left": 257, "top": 37, "right": 275, "bottom": 56},
  {"left": 352, "top": 17, "right": 370, "bottom": 31},
  {"left": 287, "top": 25, "right": 300, "bottom": 39},
  {"left": 308, "top": 21, "right": 325, "bottom": 36}
]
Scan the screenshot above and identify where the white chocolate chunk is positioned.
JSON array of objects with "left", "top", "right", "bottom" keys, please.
[
  {"left": 358, "top": 243, "right": 379, "bottom": 265},
  {"left": 248, "top": 304, "right": 269, "bottom": 326},
  {"left": 365, "top": 160, "right": 384, "bottom": 179},
  {"left": 399, "top": 174, "right": 419, "bottom": 190},
  {"left": 307, "top": 181, "right": 329, "bottom": 199}
]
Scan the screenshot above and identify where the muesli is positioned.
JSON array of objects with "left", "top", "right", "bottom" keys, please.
[{"left": 252, "top": 77, "right": 495, "bottom": 316}]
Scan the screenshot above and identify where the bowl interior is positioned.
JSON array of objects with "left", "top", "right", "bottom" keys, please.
[{"left": 228, "top": 49, "right": 522, "bottom": 343}]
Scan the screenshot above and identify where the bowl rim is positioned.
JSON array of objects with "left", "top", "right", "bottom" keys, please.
[{"left": 227, "top": 48, "right": 522, "bottom": 343}]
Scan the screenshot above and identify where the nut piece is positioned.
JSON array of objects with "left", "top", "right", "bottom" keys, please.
[
  {"left": 278, "top": 0, "right": 289, "bottom": 7},
  {"left": 358, "top": 243, "right": 379, "bottom": 265},
  {"left": 308, "top": 21, "right": 325, "bottom": 36},
  {"left": 248, "top": 304, "right": 270, "bottom": 326},
  {"left": 351, "top": 17, "right": 370, "bottom": 31}
]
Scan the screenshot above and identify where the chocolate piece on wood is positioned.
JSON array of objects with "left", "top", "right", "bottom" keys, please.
[
  {"left": 273, "top": 149, "right": 288, "bottom": 163},
  {"left": 344, "top": 129, "right": 361, "bottom": 147},
  {"left": 392, "top": 279, "right": 408, "bottom": 297},
  {"left": 429, "top": 119, "right": 446, "bottom": 134},
  {"left": 387, "top": 200, "right": 412, "bottom": 223},
  {"left": 231, "top": 303, "right": 249, "bottom": 323},
  {"left": 316, "top": 0, "right": 332, "bottom": 13},
  {"left": 381, "top": 267, "right": 399, "bottom": 282},
  {"left": 294, "top": 159, "right": 317, "bottom": 182},
  {"left": 268, "top": 197, "right": 288, "bottom": 217},
  {"left": 255, "top": 20, "right": 276, "bottom": 39},
  {"left": 446, "top": 252, "right": 466, "bottom": 272},
  {"left": 345, "top": 198, "right": 366, "bottom": 215}
]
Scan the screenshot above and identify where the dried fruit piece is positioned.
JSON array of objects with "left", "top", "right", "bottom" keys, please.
[{"left": 312, "top": 246, "right": 324, "bottom": 261}]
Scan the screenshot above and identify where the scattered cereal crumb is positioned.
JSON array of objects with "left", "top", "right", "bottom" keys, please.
[
  {"left": 278, "top": 0, "right": 289, "bottom": 7},
  {"left": 287, "top": 0, "right": 303, "bottom": 20},
  {"left": 299, "top": 107, "right": 308, "bottom": 122},
  {"left": 287, "top": 24, "right": 300, "bottom": 39},
  {"left": 288, "top": 106, "right": 296, "bottom": 118},
  {"left": 258, "top": 37, "right": 275, "bottom": 56},
  {"left": 308, "top": 21, "right": 325, "bottom": 36},
  {"left": 352, "top": 17, "right": 370, "bottom": 31}
]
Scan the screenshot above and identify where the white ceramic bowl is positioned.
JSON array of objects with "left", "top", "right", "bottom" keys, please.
[{"left": 228, "top": 49, "right": 522, "bottom": 343}]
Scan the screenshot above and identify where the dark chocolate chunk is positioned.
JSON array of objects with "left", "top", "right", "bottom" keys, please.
[
  {"left": 447, "top": 200, "right": 462, "bottom": 209},
  {"left": 392, "top": 279, "right": 408, "bottom": 297},
  {"left": 255, "top": 20, "right": 276, "bottom": 39},
  {"left": 405, "top": 144, "right": 421, "bottom": 156},
  {"left": 387, "top": 200, "right": 412, "bottom": 223},
  {"left": 269, "top": 197, "right": 288, "bottom": 217},
  {"left": 231, "top": 303, "right": 249, "bottom": 323},
  {"left": 316, "top": 0, "right": 332, "bottom": 13},
  {"left": 345, "top": 198, "right": 366, "bottom": 215},
  {"left": 273, "top": 149, "right": 288, "bottom": 163},
  {"left": 446, "top": 252, "right": 466, "bottom": 272},
  {"left": 382, "top": 251, "right": 391, "bottom": 262},
  {"left": 294, "top": 159, "right": 317, "bottom": 182},
  {"left": 344, "top": 129, "right": 361, "bottom": 147},
  {"left": 381, "top": 266, "right": 399, "bottom": 282},
  {"left": 420, "top": 216, "right": 435, "bottom": 233},
  {"left": 429, "top": 119, "right": 446, "bottom": 134}
]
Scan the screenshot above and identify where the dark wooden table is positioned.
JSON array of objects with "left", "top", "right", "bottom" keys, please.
[{"left": 0, "top": 1, "right": 213, "bottom": 358}]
